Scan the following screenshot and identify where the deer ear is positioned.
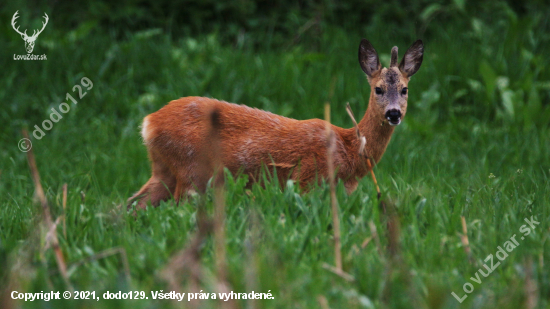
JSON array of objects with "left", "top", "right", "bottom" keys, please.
[
  {"left": 358, "top": 39, "right": 381, "bottom": 77},
  {"left": 399, "top": 40, "right": 424, "bottom": 77}
]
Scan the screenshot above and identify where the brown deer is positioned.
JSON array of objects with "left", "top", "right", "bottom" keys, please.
[{"left": 128, "top": 39, "right": 423, "bottom": 209}]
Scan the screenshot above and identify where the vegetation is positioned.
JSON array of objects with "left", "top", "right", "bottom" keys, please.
[{"left": 1, "top": 1, "right": 549, "bottom": 308}]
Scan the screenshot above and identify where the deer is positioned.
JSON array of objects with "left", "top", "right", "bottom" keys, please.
[
  {"left": 128, "top": 39, "right": 423, "bottom": 210},
  {"left": 11, "top": 11, "right": 49, "bottom": 54}
]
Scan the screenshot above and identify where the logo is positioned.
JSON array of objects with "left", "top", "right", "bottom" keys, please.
[{"left": 11, "top": 10, "right": 48, "bottom": 60}]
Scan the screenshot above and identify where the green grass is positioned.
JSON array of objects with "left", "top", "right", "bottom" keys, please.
[{"left": 1, "top": 2, "right": 550, "bottom": 308}]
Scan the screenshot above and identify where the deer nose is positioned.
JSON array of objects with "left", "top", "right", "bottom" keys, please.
[{"left": 385, "top": 109, "right": 402, "bottom": 126}]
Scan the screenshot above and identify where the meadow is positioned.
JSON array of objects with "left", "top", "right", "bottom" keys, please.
[{"left": 1, "top": 1, "right": 549, "bottom": 308}]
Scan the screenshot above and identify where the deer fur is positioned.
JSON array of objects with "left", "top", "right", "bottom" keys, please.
[{"left": 128, "top": 39, "right": 424, "bottom": 209}]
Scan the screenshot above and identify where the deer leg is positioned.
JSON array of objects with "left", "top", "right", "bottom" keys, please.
[{"left": 127, "top": 153, "right": 176, "bottom": 210}]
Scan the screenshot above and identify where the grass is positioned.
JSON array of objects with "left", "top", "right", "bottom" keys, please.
[{"left": 1, "top": 2, "right": 550, "bottom": 308}]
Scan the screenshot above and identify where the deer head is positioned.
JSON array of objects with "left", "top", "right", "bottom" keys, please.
[
  {"left": 11, "top": 11, "right": 49, "bottom": 54},
  {"left": 359, "top": 39, "right": 424, "bottom": 126}
]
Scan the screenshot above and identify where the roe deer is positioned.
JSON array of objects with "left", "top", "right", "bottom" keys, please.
[{"left": 128, "top": 39, "right": 423, "bottom": 209}]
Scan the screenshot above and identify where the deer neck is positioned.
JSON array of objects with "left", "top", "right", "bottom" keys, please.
[{"left": 357, "top": 95, "right": 396, "bottom": 164}]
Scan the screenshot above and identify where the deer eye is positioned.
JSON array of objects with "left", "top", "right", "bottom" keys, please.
[
  {"left": 375, "top": 87, "right": 383, "bottom": 95},
  {"left": 401, "top": 87, "right": 408, "bottom": 95}
]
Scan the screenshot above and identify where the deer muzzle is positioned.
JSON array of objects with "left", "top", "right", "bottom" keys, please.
[{"left": 385, "top": 109, "right": 402, "bottom": 126}]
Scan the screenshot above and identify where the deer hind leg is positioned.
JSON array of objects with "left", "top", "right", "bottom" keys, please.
[
  {"left": 127, "top": 151, "right": 176, "bottom": 210},
  {"left": 172, "top": 165, "right": 210, "bottom": 205},
  {"left": 173, "top": 179, "right": 191, "bottom": 206}
]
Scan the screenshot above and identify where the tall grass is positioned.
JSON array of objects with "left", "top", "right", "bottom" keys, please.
[{"left": 1, "top": 1, "right": 549, "bottom": 308}]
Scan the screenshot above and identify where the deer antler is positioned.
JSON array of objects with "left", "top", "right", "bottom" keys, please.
[
  {"left": 30, "top": 13, "right": 49, "bottom": 39},
  {"left": 11, "top": 11, "right": 28, "bottom": 37}
]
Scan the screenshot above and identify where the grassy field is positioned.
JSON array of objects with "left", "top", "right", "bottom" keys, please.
[{"left": 1, "top": 1, "right": 550, "bottom": 308}]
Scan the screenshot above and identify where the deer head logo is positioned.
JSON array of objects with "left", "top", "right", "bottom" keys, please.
[{"left": 11, "top": 11, "right": 49, "bottom": 54}]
